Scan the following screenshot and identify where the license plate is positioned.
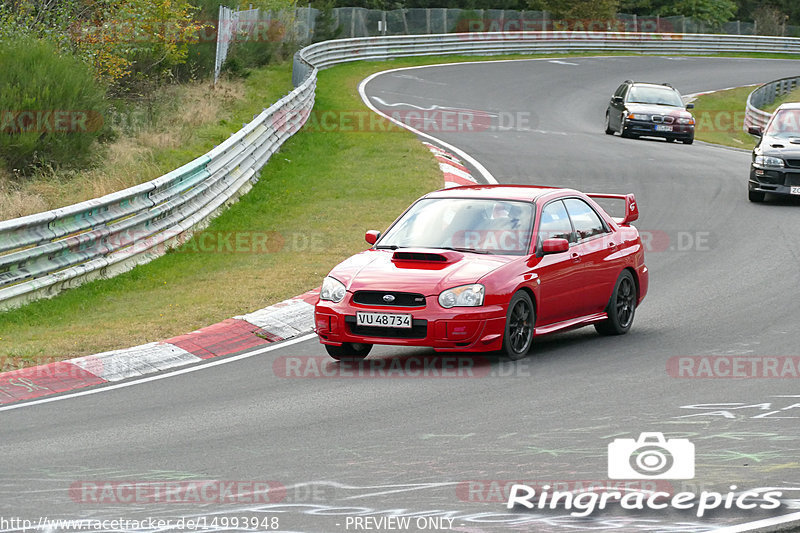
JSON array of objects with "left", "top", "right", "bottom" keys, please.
[
  {"left": 655, "top": 125, "right": 673, "bottom": 132},
  {"left": 356, "top": 312, "right": 412, "bottom": 328},
  {"left": 791, "top": 187, "right": 800, "bottom": 195}
]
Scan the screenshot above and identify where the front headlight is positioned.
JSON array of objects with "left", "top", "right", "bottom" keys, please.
[
  {"left": 627, "top": 113, "right": 648, "bottom": 121},
  {"left": 320, "top": 276, "right": 346, "bottom": 303},
  {"left": 438, "top": 284, "right": 485, "bottom": 308},
  {"left": 754, "top": 155, "right": 784, "bottom": 168},
  {"left": 676, "top": 117, "right": 695, "bottom": 125}
]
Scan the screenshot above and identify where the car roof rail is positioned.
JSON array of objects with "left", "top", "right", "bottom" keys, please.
[
  {"left": 624, "top": 79, "right": 633, "bottom": 84},
  {"left": 662, "top": 82, "right": 674, "bottom": 88}
]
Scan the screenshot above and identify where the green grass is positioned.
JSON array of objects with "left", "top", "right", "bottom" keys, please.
[
  {"left": 692, "top": 86, "right": 759, "bottom": 149},
  {"left": 693, "top": 83, "right": 800, "bottom": 149},
  {"left": 764, "top": 86, "right": 800, "bottom": 113},
  {"left": 3, "top": 51, "right": 800, "bottom": 368}
]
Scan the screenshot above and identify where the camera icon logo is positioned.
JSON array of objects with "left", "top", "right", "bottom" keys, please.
[{"left": 608, "top": 432, "right": 695, "bottom": 479}]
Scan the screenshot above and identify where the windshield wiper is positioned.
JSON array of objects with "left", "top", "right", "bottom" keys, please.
[
  {"left": 438, "top": 246, "right": 492, "bottom": 254},
  {"left": 629, "top": 101, "right": 678, "bottom": 107},
  {"left": 375, "top": 244, "right": 401, "bottom": 250}
]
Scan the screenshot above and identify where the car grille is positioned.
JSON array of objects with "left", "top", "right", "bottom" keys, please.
[
  {"left": 786, "top": 174, "right": 800, "bottom": 186},
  {"left": 785, "top": 159, "right": 800, "bottom": 169},
  {"left": 651, "top": 115, "right": 675, "bottom": 124},
  {"left": 345, "top": 316, "right": 428, "bottom": 339},
  {"left": 352, "top": 291, "right": 427, "bottom": 307}
]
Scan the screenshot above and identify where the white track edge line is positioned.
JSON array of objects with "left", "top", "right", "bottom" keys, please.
[
  {"left": 358, "top": 67, "right": 497, "bottom": 184},
  {"left": 0, "top": 333, "right": 317, "bottom": 413},
  {"left": 712, "top": 511, "right": 800, "bottom": 533}
]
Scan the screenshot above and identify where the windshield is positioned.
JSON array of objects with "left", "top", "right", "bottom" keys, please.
[
  {"left": 378, "top": 197, "right": 535, "bottom": 255},
  {"left": 765, "top": 109, "right": 800, "bottom": 137},
  {"left": 626, "top": 86, "right": 684, "bottom": 107}
]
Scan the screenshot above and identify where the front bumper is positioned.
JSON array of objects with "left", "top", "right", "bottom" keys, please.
[
  {"left": 749, "top": 165, "right": 800, "bottom": 196},
  {"left": 315, "top": 296, "right": 508, "bottom": 352},
  {"left": 624, "top": 119, "right": 694, "bottom": 141}
]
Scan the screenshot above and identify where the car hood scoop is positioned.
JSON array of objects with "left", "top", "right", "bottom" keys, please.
[{"left": 392, "top": 249, "right": 459, "bottom": 263}]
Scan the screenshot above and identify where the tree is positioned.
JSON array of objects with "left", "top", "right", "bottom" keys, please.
[
  {"left": 312, "top": 0, "right": 342, "bottom": 43},
  {"left": 657, "top": 0, "right": 737, "bottom": 27},
  {"left": 617, "top": 0, "right": 736, "bottom": 26},
  {"left": 1, "top": 0, "right": 206, "bottom": 88},
  {"left": 527, "top": 0, "right": 619, "bottom": 20}
]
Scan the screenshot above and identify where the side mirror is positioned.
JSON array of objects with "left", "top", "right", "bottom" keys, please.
[
  {"left": 748, "top": 126, "right": 763, "bottom": 137},
  {"left": 542, "top": 238, "right": 569, "bottom": 254},
  {"left": 612, "top": 96, "right": 623, "bottom": 104},
  {"left": 685, "top": 103, "right": 694, "bottom": 109},
  {"left": 365, "top": 230, "right": 380, "bottom": 245}
]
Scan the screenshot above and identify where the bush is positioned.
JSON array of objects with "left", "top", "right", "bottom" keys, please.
[{"left": 0, "top": 38, "right": 107, "bottom": 176}]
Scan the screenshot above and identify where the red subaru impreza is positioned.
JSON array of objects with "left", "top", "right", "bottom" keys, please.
[{"left": 315, "top": 185, "right": 648, "bottom": 360}]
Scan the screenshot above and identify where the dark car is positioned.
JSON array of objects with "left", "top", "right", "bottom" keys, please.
[
  {"left": 605, "top": 80, "right": 695, "bottom": 144},
  {"left": 747, "top": 103, "right": 800, "bottom": 202}
]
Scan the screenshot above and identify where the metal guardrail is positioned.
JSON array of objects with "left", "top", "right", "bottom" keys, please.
[
  {"left": 293, "top": 32, "right": 800, "bottom": 85},
  {"left": 744, "top": 76, "right": 800, "bottom": 131},
  {"left": 0, "top": 74, "right": 316, "bottom": 310},
  {"left": 2, "top": 31, "right": 800, "bottom": 310}
]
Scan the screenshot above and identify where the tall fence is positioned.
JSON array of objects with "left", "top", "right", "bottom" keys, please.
[
  {"left": 215, "top": 7, "right": 800, "bottom": 80},
  {"left": 324, "top": 8, "right": 800, "bottom": 38},
  {"left": 744, "top": 76, "right": 800, "bottom": 131},
  {"left": 3, "top": 32, "right": 800, "bottom": 310}
]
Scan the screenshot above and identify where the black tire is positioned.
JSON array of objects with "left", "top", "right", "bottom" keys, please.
[
  {"left": 666, "top": 137, "right": 675, "bottom": 143},
  {"left": 502, "top": 291, "right": 535, "bottom": 360},
  {"left": 595, "top": 271, "right": 637, "bottom": 336},
  {"left": 604, "top": 113, "right": 614, "bottom": 135},
  {"left": 682, "top": 137, "right": 694, "bottom": 145},
  {"left": 325, "top": 342, "right": 372, "bottom": 360},
  {"left": 748, "top": 190, "right": 765, "bottom": 203}
]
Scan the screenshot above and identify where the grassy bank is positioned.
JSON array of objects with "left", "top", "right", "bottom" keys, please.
[
  {"left": 693, "top": 84, "right": 800, "bottom": 149},
  {"left": 0, "top": 69, "right": 292, "bottom": 221}
]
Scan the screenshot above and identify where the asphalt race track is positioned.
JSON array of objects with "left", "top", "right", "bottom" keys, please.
[{"left": 3, "top": 56, "right": 800, "bottom": 533}]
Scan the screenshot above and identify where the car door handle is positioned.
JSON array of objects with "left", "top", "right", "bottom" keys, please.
[{"left": 571, "top": 252, "right": 581, "bottom": 263}]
